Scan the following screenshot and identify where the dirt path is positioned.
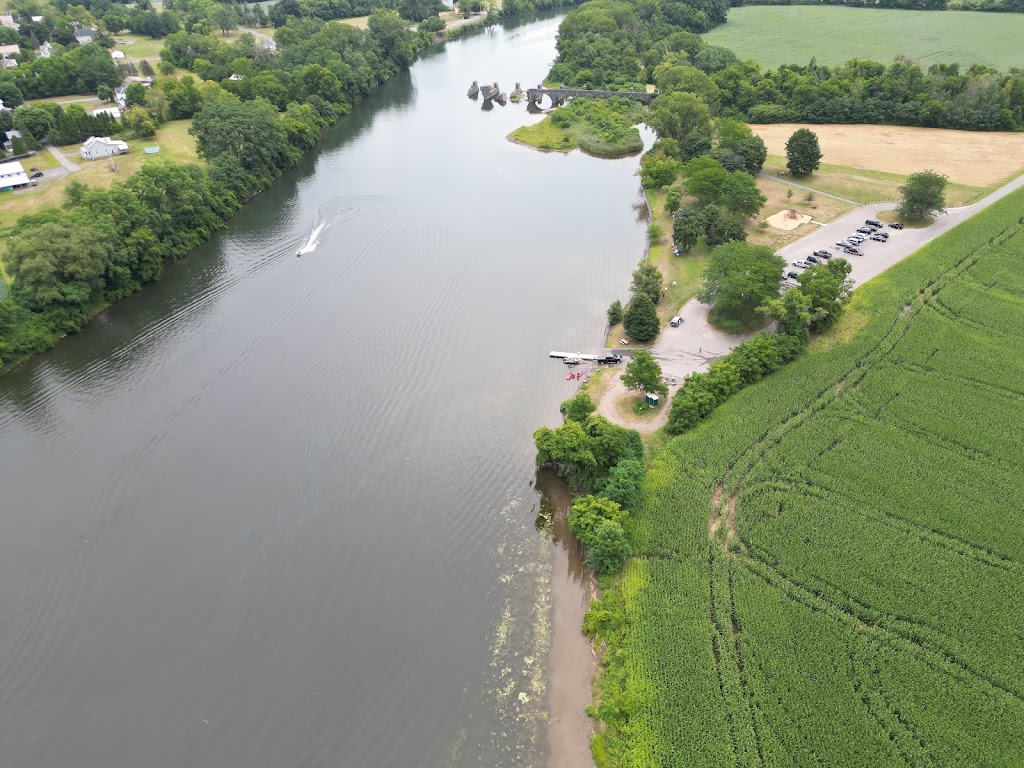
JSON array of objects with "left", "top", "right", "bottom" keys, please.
[{"left": 595, "top": 372, "right": 674, "bottom": 434}]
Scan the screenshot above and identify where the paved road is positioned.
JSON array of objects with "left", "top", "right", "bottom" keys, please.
[
  {"left": 759, "top": 172, "right": 859, "bottom": 205},
  {"left": 45, "top": 143, "right": 80, "bottom": 174},
  {"left": 598, "top": 170, "right": 1024, "bottom": 431}
]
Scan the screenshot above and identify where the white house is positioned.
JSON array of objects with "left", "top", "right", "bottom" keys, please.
[
  {"left": 110, "top": 49, "right": 125, "bottom": 60},
  {"left": 80, "top": 136, "right": 129, "bottom": 160},
  {"left": 3, "top": 129, "right": 22, "bottom": 152},
  {"left": 0, "top": 160, "right": 30, "bottom": 190},
  {"left": 74, "top": 28, "right": 97, "bottom": 45},
  {"left": 37, "top": 41, "right": 52, "bottom": 58},
  {"left": 92, "top": 106, "right": 121, "bottom": 119},
  {"left": 114, "top": 76, "right": 152, "bottom": 107}
]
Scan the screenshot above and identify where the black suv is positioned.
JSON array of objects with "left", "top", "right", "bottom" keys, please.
[
  {"left": 856, "top": 226, "right": 875, "bottom": 234},
  {"left": 865, "top": 218, "right": 883, "bottom": 228},
  {"left": 889, "top": 222, "right": 904, "bottom": 230}
]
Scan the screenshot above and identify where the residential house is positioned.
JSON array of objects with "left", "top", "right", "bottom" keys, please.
[
  {"left": 3, "top": 129, "right": 22, "bottom": 152},
  {"left": 74, "top": 28, "right": 97, "bottom": 45},
  {"left": 0, "top": 160, "right": 30, "bottom": 190},
  {"left": 0, "top": 14, "right": 18, "bottom": 30},
  {"left": 228, "top": 73, "right": 244, "bottom": 81},
  {"left": 114, "top": 76, "right": 153, "bottom": 108},
  {"left": 0, "top": 43, "right": 19, "bottom": 69},
  {"left": 110, "top": 49, "right": 125, "bottom": 60},
  {"left": 92, "top": 106, "right": 121, "bottom": 119},
  {"left": 30, "top": 15, "right": 43, "bottom": 22},
  {"left": 80, "top": 136, "right": 129, "bottom": 160},
  {"left": 37, "top": 41, "right": 52, "bottom": 58}
]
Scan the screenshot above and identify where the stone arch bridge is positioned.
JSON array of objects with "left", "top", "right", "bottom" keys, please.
[{"left": 526, "top": 87, "right": 656, "bottom": 108}]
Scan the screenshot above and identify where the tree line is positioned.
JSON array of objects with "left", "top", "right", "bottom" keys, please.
[{"left": 0, "top": 9, "right": 422, "bottom": 372}]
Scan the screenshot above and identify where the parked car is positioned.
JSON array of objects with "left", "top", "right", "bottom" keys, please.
[
  {"left": 793, "top": 260, "right": 810, "bottom": 268},
  {"left": 848, "top": 236, "right": 865, "bottom": 245},
  {"left": 786, "top": 271, "right": 800, "bottom": 280},
  {"left": 836, "top": 240, "right": 853, "bottom": 248},
  {"left": 870, "top": 234, "right": 888, "bottom": 242},
  {"left": 597, "top": 354, "right": 622, "bottom": 364},
  {"left": 844, "top": 247, "right": 864, "bottom": 256},
  {"left": 807, "top": 255, "right": 820, "bottom": 264},
  {"left": 889, "top": 222, "right": 905, "bottom": 230},
  {"left": 29, "top": 171, "right": 44, "bottom": 179},
  {"left": 670, "top": 316, "right": 683, "bottom": 327},
  {"left": 865, "top": 218, "right": 883, "bottom": 228},
  {"left": 856, "top": 226, "right": 875, "bottom": 234},
  {"left": 813, "top": 250, "right": 831, "bottom": 259}
]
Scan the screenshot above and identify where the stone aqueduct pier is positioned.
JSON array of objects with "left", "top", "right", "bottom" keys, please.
[{"left": 525, "top": 86, "right": 656, "bottom": 108}]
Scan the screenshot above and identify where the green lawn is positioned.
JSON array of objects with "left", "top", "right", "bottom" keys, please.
[
  {"left": 113, "top": 33, "right": 167, "bottom": 60},
  {"left": 0, "top": 120, "right": 199, "bottom": 229},
  {"left": 703, "top": 6, "right": 1024, "bottom": 69},
  {"left": 588, "top": 183, "right": 1024, "bottom": 766}
]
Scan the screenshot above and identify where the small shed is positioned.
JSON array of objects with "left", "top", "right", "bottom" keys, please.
[{"left": 645, "top": 393, "right": 660, "bottom": 407}]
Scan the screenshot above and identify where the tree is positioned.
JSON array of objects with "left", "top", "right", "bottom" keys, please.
[
  {"left": 190, "top": 96, "right": 295, "bottom": 185},
  {"left": 758, "top": 286, "right": 812, "bottom": 342},
  {"left": 731, "top": 135, "right": 767, "bottom": 175},
  {"left": 602, "top": 457, "right": 643, "bottom": 510},
  {"left": 210, "top": 4, "right": 240, "bottom": 36},
  {"left": 607, "top": 299, "right": 623, "bottom": 325},
  {"left": 587, "top": 520, "right": 631, "bottom": 574},
  {"left": 621, "top": 349, "right": 666, "bottom": 395},
  {"left": 646, "top": 91, "right": 711, "bottom": 145},
  {"left": 639, "top": 150, "right": 681, "bottom": 189},
  {"left": 631, "top": 261, "right": 663, "bottom": 304},
  {"left": 785, "top": 128, "right": 822, "bottom": 176},
  {"left": 683, "top": 158, "right": 730, "bottom": 206},
  {"left": 664, "top": 186, "right": 681, "bottom": 214},
  {"left": 703, "top": 206, "right": 746, "bottom": 247},
  {"left": 97, "top": 83, "right": 114, "bottom": 102},
  {"left": 123, "top": 105, "right": 156, "bottom": 137},
  {"left": 719, "top": 171, "right": 766, "bottom": 218},
  {"left": 673, "top": 207, "right": 703, "bottom": 253},
  {"left": 897, "top": 170, "right": 947, "bottom": 221},
  {"left": 568, "top": 494, "right": 628, "bottom": 546},
  {"left": 0, "top": 80, "right": 24, "bottom": 108},
  {"left": 561, "top": 391, "right": 596, "bottom": 423},
  {"left": 138, "top": 59, "right": 155, "bottom": 77},
  {"left": 623, "top": 291, "right": 660, "bottom": 342},
  {"left": 698, "top": 242, "right": 785, "bottom": 329},
  {"left": 124, "top": 82, "right": 148, "bottom": 109}
]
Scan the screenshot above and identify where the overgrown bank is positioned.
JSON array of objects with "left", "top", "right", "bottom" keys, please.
[
  {"left": 586, "top": 183, "right": 1024, "bottom": 766},
  {"left": 509, "top": 97, "right": 646, "bottom": 156}
]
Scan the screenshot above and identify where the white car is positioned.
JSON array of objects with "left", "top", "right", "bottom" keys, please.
[
  {"left": 792, "top": 260, "right": 809, "bottom": 268},
  {"left": 848, "top": 235, "right": 865, "bottom": 244}
]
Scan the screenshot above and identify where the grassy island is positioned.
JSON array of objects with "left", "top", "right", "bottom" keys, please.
[{"left": 509, "top": 98, "right": 646, "bottom": 157}]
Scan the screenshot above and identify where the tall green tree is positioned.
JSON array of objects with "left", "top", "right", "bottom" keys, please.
[
  {"left": 561, "top": 391, "right": 596, "bottom": 423},
  {"left": 698, "top": 241, "right": 785, "bottom": 329},
  {"left": 621, "top": 349, "right": 666, "bottom": 395},
  {"left": 785, "top": 128, "right": 823, "bottom": 176},
  {"left": 719, "top": 171, "right": 766, "bottom": 218},
  {"left": 647, "top": 92, "right": 711, "bottom": 145},
  {"left": 623, "top": 291, "right": 660, "bottom": 342},
  {"left": 673, "top": 207, "right": 704, "bottom": 253},
  {"left": 897, "top": 170, "right": 947, "bottom": 221},
  {"left": 631, "top": 261, "right": 663, "bottom": 304}
]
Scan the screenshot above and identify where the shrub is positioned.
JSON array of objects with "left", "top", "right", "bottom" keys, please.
[{"left": 587, "top": 520, "right": 631, "bottom": 574}]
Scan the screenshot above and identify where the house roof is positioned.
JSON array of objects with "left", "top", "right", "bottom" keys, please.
[
  {"left": 110, "top": 49, "right": 124, "bottom": 59},
  {"left": 91, "top": 107, "right": 121, "bottom": 119},
  {"left": 0, "top": 160, "right": 29, "bottom": 187},
  {"left": 0, "top": 44, "right": 20, "bottom": 55},
  {"left": 0, "top": 15, "right": 16, "bottom": 27},
  {"left": 83, "top": 136, "right": 128, "bottom": 149},
  {"left": 74, "top": 28, "right": 97, "bottom": 39}
]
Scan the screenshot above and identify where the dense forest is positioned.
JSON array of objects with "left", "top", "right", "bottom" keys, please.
[{"left": 549, "top": 0, "right": 1024, "bottom": 130}]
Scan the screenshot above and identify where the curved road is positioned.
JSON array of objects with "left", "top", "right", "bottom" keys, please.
[{"left": 598, "top": 170, "right": 1024, "bottom": 432}]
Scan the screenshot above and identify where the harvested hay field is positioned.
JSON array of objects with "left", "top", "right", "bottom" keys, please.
[{"left": 750, "top": 123, "right": 1024, "bottom": 188}]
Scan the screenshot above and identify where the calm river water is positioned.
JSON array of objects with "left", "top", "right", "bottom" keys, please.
[{"left": 0, "top": 15, "right": 648, "bottom": 767}]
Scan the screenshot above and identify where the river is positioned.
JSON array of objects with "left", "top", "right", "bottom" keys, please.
[{"left": 0, "top": 14, "right": 648, "bottom": 768}]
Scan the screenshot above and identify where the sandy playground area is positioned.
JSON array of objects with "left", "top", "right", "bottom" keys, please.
[
  {"left": 765, "top": 209, "right": 814, "bottom": 230},
  {"left": 750, "top": 124, "right": 1024, "bottom": 187}
]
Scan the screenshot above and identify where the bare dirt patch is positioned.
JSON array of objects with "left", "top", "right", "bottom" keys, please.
[{"left": 750, "top": 124, "right": 1024, "bottom": 187}]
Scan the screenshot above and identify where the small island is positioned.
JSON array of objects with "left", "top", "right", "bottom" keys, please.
[{"left": 508, "top": 97, "right": 646, "bottom": 157}]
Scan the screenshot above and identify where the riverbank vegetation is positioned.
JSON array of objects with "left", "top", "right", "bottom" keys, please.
[
  {"left": 590, "top": 182, "right": 1024, "bottom": 768},
  {"left": 509, "top": 98, "right": 645, "bottom": 156},
  {"left": 0, "top": 7, "right": 424, "bottom": 373}
]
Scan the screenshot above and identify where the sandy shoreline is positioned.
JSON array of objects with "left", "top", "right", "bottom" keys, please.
[{"left": 541, "top": 472, "right": 599, "bottom": 768}]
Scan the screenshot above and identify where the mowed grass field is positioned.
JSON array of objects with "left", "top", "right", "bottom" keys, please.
[
  {"left": 703, "top": 6, "right": 1024, "bottom": 69},
  {"left": 593, "top": 185, "right": 1024, "bottom": 766},
  {"left": 0, "top": 120, "right": 199, "bottom": 229},
  {"left": 751, "top": 123, "right": 1024, "bottom": 204}
]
